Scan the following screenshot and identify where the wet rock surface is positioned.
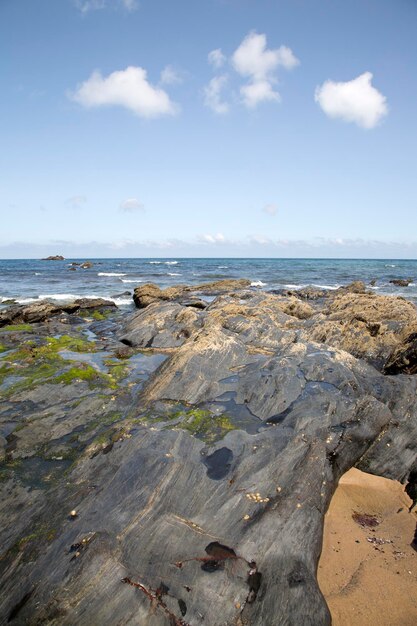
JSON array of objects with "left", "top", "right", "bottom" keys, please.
[{"left": 1, "top": 282, "right": 417, "bottom": 625}]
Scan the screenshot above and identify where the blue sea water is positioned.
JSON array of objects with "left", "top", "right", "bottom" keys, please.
[{"left": 1, "top": 258, "right": 417, "bottom": 309}]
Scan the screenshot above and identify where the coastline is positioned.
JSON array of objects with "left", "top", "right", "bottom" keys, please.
[{"left": 1, "top": 278, "right": 417, "bottom": 624}]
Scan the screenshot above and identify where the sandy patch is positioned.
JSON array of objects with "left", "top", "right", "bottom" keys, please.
[{"left": 318, "top": 468, "right": 417, "bottom": 626}]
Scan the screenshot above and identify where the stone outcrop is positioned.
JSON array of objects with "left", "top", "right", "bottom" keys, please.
[
  {"left": 41, "top": 255, "right": 65, "bottom": 261},
  {"left": 0, "top": 298, "right": 117, "bottom": 327},
  {"left": 133, "top": 279, "right": 251, "bottom": 308},
  {"left": 0, "top": 283, "right": 417, "bottom": 625}
]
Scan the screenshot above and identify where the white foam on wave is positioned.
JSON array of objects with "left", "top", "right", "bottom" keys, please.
[
  {"left": 218, "top": 266, "right": 228, "bottom": 269},
  {"left": 166, "top": 261, "right": 178, "bottom": 265},
  {"left": 34, "top": 272, "right": 41, "bottom": 276},
  {"left": 98, "top": 272, "right": 126, "bottom": 277},
  {"left": 111, "top": 297, "right": 132, "bottom": 306},
  {"left": 168, "top": 272, "right": 181, "bottom": 276},
  {"left": 15, "top": 293, "right": 133, "bottom": 306},
  {"left": 313, "top": 283, "right": 340, "bottom": 290},
  {"left": 283, "top": 284, "right": 308, "bottom": 290},
  {"left": 385, "top": 264, "right": 396, "bottom": 268},
  {"left": 251, "top": 280, "right": 267, "bottom": 287},
  {"left": 148, "top": 261, "right": 178, "bottom": 265},
  {"left": 121, "top": 279, "right": 142, "bottom": 283}
]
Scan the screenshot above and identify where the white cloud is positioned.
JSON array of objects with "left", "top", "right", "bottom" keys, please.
[
  {"left": 66, "top": 195, "right": 87, "bottom": 209},
  {"left": 208, "top": 48, "right": 226, "bottom": 69},
  {"left": 75, "top": 0, "right": 138, "bottom": 13},
  {"left": 240, "top": 80, "right": 280, "bottom": 108},
  {"left": 121, "top": 0, "right": 138, "bottom": 11},
  {"left": 232, "top": 32, "right": 299, "bottom": 80},
  {"left": 69, "top": 66, "right": 177, "bottom": 119},
  {"left": 160, "top": 65, "right": 183, "bottom": 86},
  {"left": 199, "top": 233, "right": 226, "bottom": 244},
  {"left": 315, "top": 72, "right": 388, "bottom": 129},
  {"left": 119, "top": 198, "right": 144, "bottom": 212},
  {"left": 231, "top": 32, "right": 299, "bottom": 108},
  {"left": 204, "top": 75, "right": 229, "bottom": 114},
  {"left": 263, "top": 203, "right": 278, "bottom": 216}
]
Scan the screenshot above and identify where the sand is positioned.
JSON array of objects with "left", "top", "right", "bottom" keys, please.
[{"left": 318, "top": 468, "right": 417, "bottom": 625}]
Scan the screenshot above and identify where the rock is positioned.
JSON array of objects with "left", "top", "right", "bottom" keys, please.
[
  {"left": 0, "top": 298, "right": 117, "bottom": 327},
  {"left": 133, "top": 279, "right": 252, "bottom": 308},
  {"left": 68, "top": 267, "right": 77, "bottom": 271},
  {"left": 1, "top": 286, "right": 417, "bottom": 625},
  {"left": 389, "top": 278, "right": 412, "bottom": 287},
  {"left": 80, "top": 262, "right": 93, "bottom": 269},
  {"left": 111, "top": 291, "right": 131, "bottom": 298},
  {"left": 338, "top": 280, "right": 367, "bottom": 294},
  {"left": 72, "top": 298, "right": 116, "bottom": 311},
  {"left": 41, "top": 255, "right": 64, "bottom": 261},
  {"left": 383, "top": 331, "right": 417, "bottom": 374},
  {"left": 299, "top": 291, "right": 417, "bottom": 371},
  {"left": 119, "top": 302, "right": 203, "bottom": 349}
]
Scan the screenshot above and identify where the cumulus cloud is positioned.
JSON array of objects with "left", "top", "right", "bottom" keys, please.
[
  {"left": 160, "top": 65, "right": 184, "bottom": 86},
  {"left": 119, "top": 198, "right": 144, "bottom": 212},
  {"left": 69, "top": 66, "right": 177, "bottom": 119},
  {"left": 240, "top": 80, "right": 280, "bottom": 108},
  {"left": 199, "top": 233, "right": 226, "bottom": 244},
  {"left": 315, "top": 72, "right": 388, "bottom": 129},
  {"left": 66, "top": 195, "right": 87, "bottom": 209},
  {"left": 232, "top": 32, "right": 299, "bottom": 80},
  {"left": 204, "top": 75, "right": 229, "bottom": 114},
  {"left": 75, "top": 0, "right": 138, "bottom": 13},
  {"left": 208, "top": 48, "right": 226, "bottom": 69},
  {"left": 263, "top": 203, "right": 278, "bottom": 216},
  {"left": 231, "top": 32, "right": 299, "bottom": 108}
]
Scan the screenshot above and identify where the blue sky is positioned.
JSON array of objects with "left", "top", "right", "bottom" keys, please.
[{"left": 1, "top": 0, "right": 416, "bottom": 258}]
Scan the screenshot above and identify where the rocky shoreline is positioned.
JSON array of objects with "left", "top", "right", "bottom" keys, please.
[{"left": 0, "top": 279, "right": 416, "bottom": 625}]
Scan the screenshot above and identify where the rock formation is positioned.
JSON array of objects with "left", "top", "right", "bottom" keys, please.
[{"left": 0, "top": 282, "right": 416, "bottom": 625}]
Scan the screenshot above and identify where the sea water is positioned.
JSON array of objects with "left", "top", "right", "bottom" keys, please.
[{"left": 1, "top": 257, "right": 417, "bottom": 308}]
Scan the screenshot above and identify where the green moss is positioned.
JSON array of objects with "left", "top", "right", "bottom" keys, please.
[
  {"left": 139, "top": 407, "right": 236, "bottom": 444},
  {"left": 0, "top": 343, "right": 6, "bottom": 353},
  {"left": 92, "top": 310, "right": 105, "bottom": 321},
  {"left": 54, "top": 364, "right": 99, "bottom": 385},
  {"left": 42, "top": 334, "right": 96, "bottom": 353},
  {"left": 2, "top": 323, "right": 33, "bottom": 332},
  {"left": 175, "top": 409, "right": 235, "bottom": 443}
]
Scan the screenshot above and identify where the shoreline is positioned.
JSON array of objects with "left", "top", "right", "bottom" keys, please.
[{"left": 1, "top": 280, "right": 417, "bottom": 624}]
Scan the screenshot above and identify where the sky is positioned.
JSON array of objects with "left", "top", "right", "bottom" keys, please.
[{"left": 1, "top": 0, "right": 416, "bottom": 259}]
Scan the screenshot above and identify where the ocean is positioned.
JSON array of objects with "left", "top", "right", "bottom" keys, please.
[{"left": 1, "top": 257, "right": 417, "bottom": 309}]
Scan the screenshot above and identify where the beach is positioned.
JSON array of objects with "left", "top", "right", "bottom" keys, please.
[{"left": 319, "top": 468, "right": 417, "bottom": 625}]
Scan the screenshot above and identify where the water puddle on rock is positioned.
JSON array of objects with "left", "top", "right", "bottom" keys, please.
[
  {"left": 59, "top": 350, "right": 111, "bottom": 372},
  {"left": 203, "top": 392, "right": 262, "bottom": 435}
]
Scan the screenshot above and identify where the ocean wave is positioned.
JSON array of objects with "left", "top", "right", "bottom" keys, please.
[
  {"left": 312, "top": 284, "right": 340, "bottom": 290},
  {"left": 98, "top": 272, "right": 126, "bottom": 277},
  {"left": 121, "top": 279, "right": 142, "bottom": 283},
  {"left": 149, "top": 261, "right": 178, "bottom": 265},
  {"left": 168, "top": 272, "right": 181, "bottom": 276},
  {"left": 251, "top": 280, "right": 267, "bottom": 287},
  {"left": 35, "top": 272, "right": 41, "bottom": 276},
  {"left": 385, "top": 264, "right": 396, "bottom": 268},
  {"left": 15, "top": 293, "right": 133, "bottom": 307},
  {"left": 218, "top": 266, "right": 228, "bottom": 269}
]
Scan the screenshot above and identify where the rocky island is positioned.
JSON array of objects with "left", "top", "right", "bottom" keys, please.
[{"left": 0, "top": 279, "right": 416, "bottom": 625}]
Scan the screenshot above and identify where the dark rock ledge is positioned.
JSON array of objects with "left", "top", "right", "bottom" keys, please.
[{"left": 0, "top": 281, "right": 416, "bottom": 625}]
